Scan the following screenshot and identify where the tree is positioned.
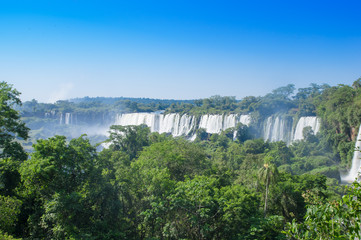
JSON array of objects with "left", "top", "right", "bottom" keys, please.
[
  {"left": 302, "top": 126, "right": 318, "bottom": 143},
  {"left": 0, "top": 82, "right": 29, "bottom": 160},
  {"left": 0, "top": 82, "right": 30, "bottom": 238},
  {"left": 352, "top": 77, "right": 361, "bottom": 89},
  {"left": 271, "top": 84, "right": 295, "bottom": 99},
  {"left": 258, "top": 160, "right": 278, "bottom": 217},
  {"left": 238, "top": 96, "right": 259, "bottom": 112},
  {"left": 243, "top": 139, "right": 268, "bottom": 154},
  {"left": 266, "top": 141, "right": 293, "bottom": 166},
  {"left": 0, "top": 195, "right": 22, "bottom": 233},
  {"left": 253, "top": 84, "right": 297, "bottom": 116},
  {"left": 107, "top": 124, "right": 150, "bottom": 160},
  {"left": 196, "top": 128, "right": 208, "bottom": 141},
  {"left": 20, "top": 136, "right": 124, "bottom": 239},
  {"left": 162, "top": 176, "right": 260, "bottom": 240},
  {"left": 285, "top": 181, "right": 361, "bottom": 239},
  {"left": 268, "top": 173, "right": 327, "bottom": 222},
  {"left": 234, "top": 123, "right": 252, "bottom": 143},
  {"left": 134, "top": 138, "right": 209, "bottom": 181}
]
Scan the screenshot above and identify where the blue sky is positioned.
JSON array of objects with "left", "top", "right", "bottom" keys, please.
[{"left": 1, "top": 0, "right": 361, "bottom": 102}]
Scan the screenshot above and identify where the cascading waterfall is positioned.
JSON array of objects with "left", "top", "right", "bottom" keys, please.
[
  {"left": 57, "top": 110, "right": 322, "bottom": 145},
  {"left": 115, "top": 113, "right": 251, "bottom": 137},
  {"left": 199, "top": 114, "right": 251, "bottom": 134},
  {"left": 158, "top": 114, "right": 175, "bottom": 133},
  {"left": 263, "top": 116, "right": 293, "bottom": 144},
  {"left": 199, "top": 115, "right": 225, "bottom": 133},
  {"left": 114, "top": 113, "right": 321, "bottom": 143},
  {"left": 59, "top": 113, "right": 73, "bottom": 125},
  {"left": 262, "top": 116, "right": 320, "bottom": 144},
  {"left": 57, "top": 111, "right": 321, "bottom": 144},
  {"left": 292, "top": 116, "right": 321, "bottom": 141},
  {"left": 341, "top": 125, "right": 361, "bottom": 183},
  {"left": 116, "top": 113, "right": 158, "bottom": 132},
  {"left": 65, "top": 113, "right": 72, "bottom": 125},
  {"left": 239, "top": 115, "right": 251, "bottom": 126},
  {"left": 159, "top": 113, "right": 193, "bottom": 136},
  {"left": 170, "top": 114, "right": 195, "bottom": 136}
]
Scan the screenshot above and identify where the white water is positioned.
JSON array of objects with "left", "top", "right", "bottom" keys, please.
[
  {"left": 45, "top": 111, "right": 56, "bottom": 118},
  {"left": 114, "top": 113, "right": 322, "bottom": 143},
  {"left": 65, "top": 113, "right": 72, "bottom": 125},
  {"left": 262, "top": 116, "right": 321, "bottom": 144},
  {"left": 58, "top": 112, "right": 321, "bottom": 144},
  {"left": 293, "top": 116, "right": 321, "bottom": 141},
  {"left": 59, "top": 113, "right": 73, "bottom": 125},
  {"left": 159, "top": 114, "right": 196, "bottom": 136},
  {"left": 116, "top": 113, "right": 158, "bottom": 131},
  {"left": 341, "top": 125, "right": 361, "bottom": 183},
  {"left": 199, "top": 114, "right": 251, "bottom": 133},
  {"left": 115, "top": 113, "right": 251, "bottom": 137},
  {"left": 263, "top": 116, "right": 292, "bottom": 143}
]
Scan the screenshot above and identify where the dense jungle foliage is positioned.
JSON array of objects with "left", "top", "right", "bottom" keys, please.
[{"left": 2, "top": 79, "right": 361, "bottom": 239}]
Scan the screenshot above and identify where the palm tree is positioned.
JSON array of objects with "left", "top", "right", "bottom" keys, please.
[{"left": 258, "top": 160, "right": 278, "bottom": 217}]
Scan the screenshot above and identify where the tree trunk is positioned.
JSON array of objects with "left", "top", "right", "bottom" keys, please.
[{"left": 264, "top": 176, "right": 269, "bottom": 217}]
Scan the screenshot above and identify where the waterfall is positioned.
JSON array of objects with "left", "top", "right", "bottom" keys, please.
[
  {"left": 292, "top": 116, "right": 321, "bottom": 141},
  {"left": 239, "top": 115, "right": 251, "bottom": 126},
  {"left": 198, "top": 114, "right": 251, "bottom": 134},
  {"left": 263, "top": 117, "right": 273, "bottom": 141},
  {"left": 199, "top": 115, "right": 224, "bottom": 133},
  {"left": 115, "top": 113, "right": 251, "bottom": 137},
  {"left": 172, "top": 114, "right": 195, "bottom": 136},
  {"left": 115, "top": 113, "right": 158, "bottom": 132},
  {"left": 262, "top": 116, "right": 320, "bottom": 144},
  {"left": 55, "top": 110, "right": 324, "bottom": 145},
  {"left": 59, "top": 113, "right": 73, "bottom": 125},
  {"left": 341, "top": 125, "right": 361, "bottom": 183},
  {"left": 159, "top": 113, "right": 193, "bottom": 136},
  {"left": 65, "top": 113, "right": 72, "bottom": 125},
  {"left": 113, "top": 113, "right": 322, "bottom": 144},
  {"left": 262, "top": 116, "right": 293, "bottom": 144}
]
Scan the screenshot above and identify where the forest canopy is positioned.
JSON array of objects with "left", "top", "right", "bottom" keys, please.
[{"left": 2, "top": 79, "right": 361, "bottom": 239}]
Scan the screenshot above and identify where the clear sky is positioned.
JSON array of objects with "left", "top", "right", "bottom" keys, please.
[{"left": 1, "top": 0, "right": 361, "bottom": 102}]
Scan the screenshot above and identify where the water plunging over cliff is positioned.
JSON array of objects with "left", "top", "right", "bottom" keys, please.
[
  {"left": 262, "top": 116, "right": 320, "bottom": 144},
  {"left": 59, "top": 113, "right": 73, "bottom": 125},
  {"left": 293, "top": 116, "right": 321, "bottom": 141},
  {"left": 114, "top": 113, "right": 321, "bottom": 143},
  {"left": 198, "top": 114, "right": 251, "bottom": 134},
  {"left": 263, "top": 116, "right": 293, "bottom": 143},
  {"left": 341, "top": 125, "right": 361, "bottom": 183},
  {"left": 56, "top": 111, "right": 321, "bottom": 145},
  {"left": 115, "top": 113, "right": 251, "bottom": 137}
]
